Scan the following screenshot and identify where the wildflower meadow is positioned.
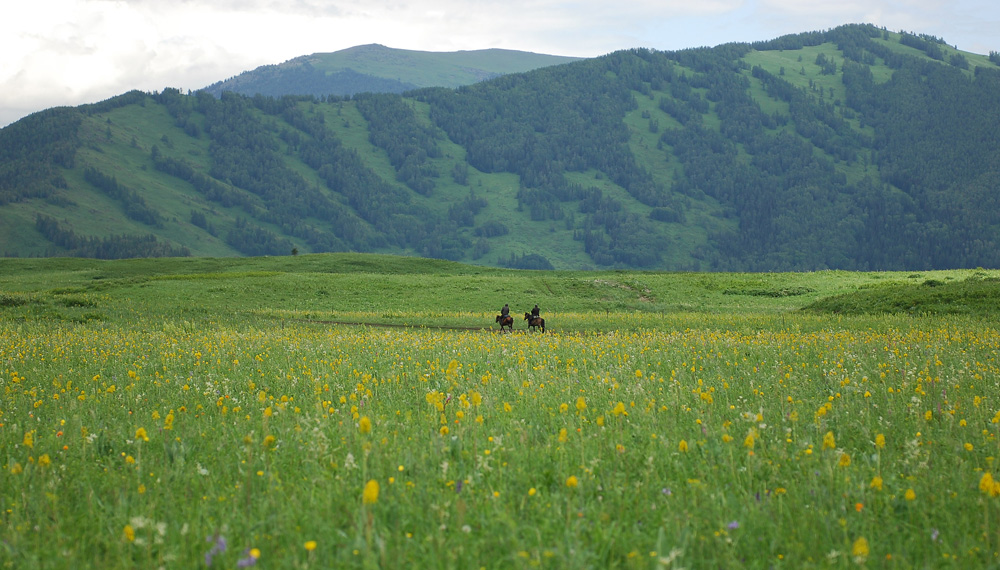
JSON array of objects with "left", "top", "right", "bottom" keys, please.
[{"left": 3, "top": 254, "right": 1000, "bottom": 568}]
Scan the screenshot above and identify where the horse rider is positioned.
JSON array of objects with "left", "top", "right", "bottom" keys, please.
[
  {"left": 531, "top": 304, "right": 540, "bottom": 319},
  {"left": 500, "top": 303, "right": 510, "bottom": 319}
]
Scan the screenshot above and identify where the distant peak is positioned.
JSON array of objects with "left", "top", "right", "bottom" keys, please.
[{"left": 343, "top": 44, "right": 392, "bottom": 52}]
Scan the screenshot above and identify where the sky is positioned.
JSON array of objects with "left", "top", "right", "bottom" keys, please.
[{"left": 3, "top": 0, "right": 999, "bottom": 128}]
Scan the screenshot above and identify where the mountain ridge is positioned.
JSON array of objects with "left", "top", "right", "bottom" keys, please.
[
  {"left": 200, "top": 43, "right": 584, "bottom": 98},
  {"left": 2, "top": 24, "right": 999, "bottom": 271}
]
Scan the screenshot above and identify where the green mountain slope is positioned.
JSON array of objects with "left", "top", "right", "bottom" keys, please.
[
  {"left": 2, "top": 25, "right": 999, "bottom": 271},
  {"left": 201, "top": 44, "right": 584, "bottom": 98}
]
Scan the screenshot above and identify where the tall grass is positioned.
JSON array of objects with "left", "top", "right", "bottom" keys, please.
[{"left": 2, "top": 255, "right": 1000, "bottom": 568}]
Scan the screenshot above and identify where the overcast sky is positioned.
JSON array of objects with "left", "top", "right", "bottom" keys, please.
[{"left": 3, "top": 0, "right": 998, "bottom": 128}]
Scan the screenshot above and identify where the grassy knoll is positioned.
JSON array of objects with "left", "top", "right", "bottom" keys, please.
[{"left": 3, "top": 254, "right": 1000, "bottom": 568}]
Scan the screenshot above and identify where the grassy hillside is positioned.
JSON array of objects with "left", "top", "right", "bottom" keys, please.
[
  {"left": 2, "top": 25, "right": 999, "bottom": 271},
  {"left": 201, "top": 44, "right": 583, "bottom": 97},
  {"left": 306, "top": 44, "right": 583, "bottom": 87},
  {"left": 3, "top": 254, "right": 998, "bottom": 330}
]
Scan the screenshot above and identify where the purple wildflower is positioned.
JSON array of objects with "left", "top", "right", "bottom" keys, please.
[
  {"left": 727, "top": 520, "right": 740, "bottom": 530},
  {"left": 204, "top": 534, "right": 227, "bottom": 567}
]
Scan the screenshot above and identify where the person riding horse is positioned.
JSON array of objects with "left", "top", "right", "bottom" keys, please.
[
  {"left": 496, "top": 303, "right": 513, "bottom": 332},
  {"left": 524, "top": 311, "right": 545, "bottom": 333}
]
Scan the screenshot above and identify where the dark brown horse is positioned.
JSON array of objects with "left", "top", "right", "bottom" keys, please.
[
  {"left": 496, "top": 314, "right": 513, "bottom": 332},
  {"left": 524, "top": 312, "right": 545, "bottom": 333}
]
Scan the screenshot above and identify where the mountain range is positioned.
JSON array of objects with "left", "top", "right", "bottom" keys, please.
[{"left": 2, "top": 24, "right": 999, "bottom": 271}]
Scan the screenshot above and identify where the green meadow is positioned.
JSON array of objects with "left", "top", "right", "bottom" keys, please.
[{"left": 3, "top": 254, "right": 1000, "bottom": 568}]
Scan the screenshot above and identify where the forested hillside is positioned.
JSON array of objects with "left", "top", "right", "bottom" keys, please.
[{"left": 2, "top": 24, "right": 999, "bottom": 271}]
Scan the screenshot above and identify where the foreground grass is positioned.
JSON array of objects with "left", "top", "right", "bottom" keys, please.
[{"left": 3, "top": 255, "right": 1000, "bottom": 568}]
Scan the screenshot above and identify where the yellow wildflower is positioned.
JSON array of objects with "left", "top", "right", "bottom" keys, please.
[
  {"left": 363, "top": 479, "right": 380, "bottom": 504},
  {"left": 822, "top": 431, "right": 836, "bottom": 450},
  {"left": 981, "top": 473, "right": 995, "bottom": 493},
  {"left": 980, "top": 473, "right": 1000, "bottom": 497},
  {"left": 870, "top": 476, "right": 883, "bottom": 491},
  {"left": 851, "top": 537, "right": 870, "bottom": 560}
]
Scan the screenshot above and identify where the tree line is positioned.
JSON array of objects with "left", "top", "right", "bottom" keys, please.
[{"left": 34, "top": 214, "right": 189, "bottom": 259}]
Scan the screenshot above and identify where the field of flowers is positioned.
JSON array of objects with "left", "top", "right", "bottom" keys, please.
[
  {"left": 4, "top": 308, "right": 1000, "bottom": 568},
  {"left": 3, "top": 255, "right": 1000, "bottom": 568}
]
